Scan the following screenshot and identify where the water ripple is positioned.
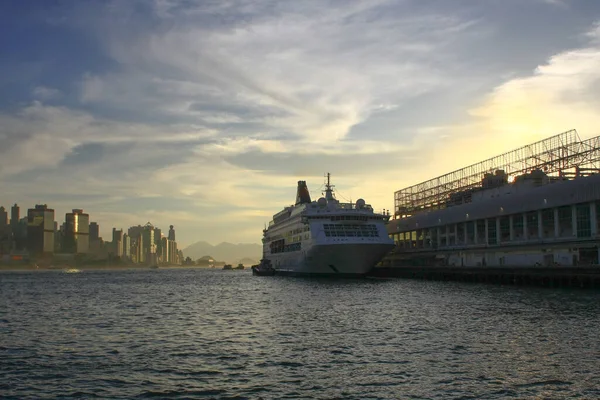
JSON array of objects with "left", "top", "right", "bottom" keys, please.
[{"left": 1, "top": 269, "right": 599, "bottom": 398}]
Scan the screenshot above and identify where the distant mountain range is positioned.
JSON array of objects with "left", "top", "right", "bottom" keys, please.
[{"left": 182, "top": 241, "right": 262, "bottom": 264}]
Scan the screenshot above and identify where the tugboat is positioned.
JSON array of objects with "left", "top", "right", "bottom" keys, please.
[
  {"left": 234, "top": 263, "right": 244, "bottom": 270},
  {"left": 251, "top": 259, "right": 277, "bottom": 276},
  {"left": 223, "top": 264, "right": 233, "bottom": 270}
]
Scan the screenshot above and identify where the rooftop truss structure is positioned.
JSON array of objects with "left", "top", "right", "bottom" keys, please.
[{"left": 394, "top": 129, "right": 600, "bottom": 217}]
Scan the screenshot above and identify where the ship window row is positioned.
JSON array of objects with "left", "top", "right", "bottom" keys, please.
[
  {"left": 290, "top": 234, "right": 310, "bottom": 243},
  {"left": 271, "top": 242, "right": 301, "bottom": 253},
  {"left": 307, "top": 215, "right": 379, "bottom": 221},
  {"left": 266, "top": 225, "right": 309, "bottom": 242},
  {"left": 323, "top": 224, "right": 379, "bottom": 237}
]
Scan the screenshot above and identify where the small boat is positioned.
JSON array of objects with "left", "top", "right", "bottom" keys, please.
[
  {"left": 223, "top": 264, "right": 233, "bottom": 270},
  {"left": 251, "top": 259, "right": 276, "bottom": 276},
  {"left": 234, "top": 263, "right": 244, "bottom": 270}
]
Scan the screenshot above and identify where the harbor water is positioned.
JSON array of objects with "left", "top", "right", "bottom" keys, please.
[{"left": 1, "top": 268, "right": 599, "bottom": 399}]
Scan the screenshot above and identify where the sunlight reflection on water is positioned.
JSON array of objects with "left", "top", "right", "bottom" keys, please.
[{"left": 1, "top": 268, "right": 599, "bottom": 399}]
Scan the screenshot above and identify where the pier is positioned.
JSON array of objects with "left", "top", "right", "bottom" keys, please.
[
  {"left": 369, "top": 265, "right": 600, "bottom": 288},
  {"left": 385, "top": 130, "right": 600, "bottom": 277}
]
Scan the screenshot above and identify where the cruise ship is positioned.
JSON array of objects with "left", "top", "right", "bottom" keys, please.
[{"left": 262, "top": 174, "right": 395, "bottom": 276}]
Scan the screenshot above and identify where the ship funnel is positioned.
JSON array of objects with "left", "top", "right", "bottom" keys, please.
[{"left": 295, "top": 180, "right": 312, "bottom": 205}]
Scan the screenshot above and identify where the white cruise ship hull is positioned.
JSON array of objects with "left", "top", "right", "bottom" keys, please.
[{"left": 267, "top": 242, "right": 394, "bottom": 276}]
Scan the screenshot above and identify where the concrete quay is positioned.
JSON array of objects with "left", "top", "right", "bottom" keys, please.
[{"left": 368, "top": 266, "right": 600, "bottom": 289}]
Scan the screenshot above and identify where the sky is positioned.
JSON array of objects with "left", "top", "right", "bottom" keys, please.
[{"left": 1, "top": 0, "right": 600, "bottom": 247}]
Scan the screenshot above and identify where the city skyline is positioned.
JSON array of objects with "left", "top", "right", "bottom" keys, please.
[
  {"left": 0, "top": 201, "right": 181, "bottom": 264},
  {"left": 1, "top": 1, "right": 600, "bottom": 245}
]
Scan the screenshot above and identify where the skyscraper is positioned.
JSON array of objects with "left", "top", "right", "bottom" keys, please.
[
  {"left": 0, "top": 206, "right": 7, "bottom": 227},
  {"left": 168, "top": 240, "right": 177, "bottom": 264},
  {"left": 10, "top": 203, "right": 19, "bottom": 231},
  {"left": 64, "top": 209, "right": 90, "bottom": 254},
  {"left": 89, "top": 222, "right": 99, "bottom": 242},
  {"left": 112, "top": 228, "right": 123, "bottom": 257},
  {"left": 161, "top": 237, "right": 169, "bottom": 264},
  {"left": 27, "top": 204, "right": 55, "bottom": 257},
  {"left": 142, "top": 223, "right": 156, "bottom": 265},
  {"left": 0, "top": 206, "right": 10, "bottom": 255},
  {"left": 168, "top": 225, "right": 175, "bottom": 241},
  {"left": 122, "top": 233, "right": 131, "bottom": 259}
]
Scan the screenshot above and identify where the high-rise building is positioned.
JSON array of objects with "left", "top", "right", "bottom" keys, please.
[
  {"left": 154, "top": 228, "right": 162, "bottom": 259},
  {"left": 10, "top": 203, "right": 19, "bottom": 231},
  {"left": 64, "top": 209, "right": 90, "bottom": 254},
  {"left": 55, "top": 223, "right": 65, "bottom": 253},
  {"left": 168, "top": 225, "right": 176, "bottom": 241},
  {"left": 142, "top": 223, "right": 156, "bottom": 265},
  {"left": 89, "top": 222, "right": 99, "bottom": 242},
  {"left": 0, "top": 206, "right": 11, "bottom": 255},
  {"left": 27, "top": 204, "right": 55, "bottom": 257},
  {"left": 0, "top": 206, "right": 7, "bottom": 227},
  {"left": 136, "top": 234, "right": 144, "bottom": 263},
  {"left": 168, "top": 240, "right": 178, "bottom": 264},
  {"left": 14, "top": 217, "right": 28, "bottom": 250},
  {"left": 122, "top": 233, "right": 131, "bottom": 259},
  {"left": 112, "top": 228, "right": 123, "bottom": 257}
]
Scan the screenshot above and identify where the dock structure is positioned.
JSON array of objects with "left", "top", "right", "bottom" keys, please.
[{"left": 383, "top": 129, "right": 600, "bottom": 274}]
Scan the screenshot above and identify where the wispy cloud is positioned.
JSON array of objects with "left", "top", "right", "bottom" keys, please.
[{"left": 1, "top": 0, "right": 599, "bottom": 245}]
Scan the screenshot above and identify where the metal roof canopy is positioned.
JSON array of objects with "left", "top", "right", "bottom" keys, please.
[{"left": 394, "top": 129, "right": 600, "bottom": 217}]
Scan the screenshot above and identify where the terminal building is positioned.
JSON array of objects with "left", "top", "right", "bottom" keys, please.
[{"left": 386, "top": 130, "right": 600, "bottom": 267}]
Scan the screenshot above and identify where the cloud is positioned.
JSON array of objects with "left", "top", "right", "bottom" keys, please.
[
  {"left": 32, "top": 86, "right": 61, "bottom": 100},
  {"left": 83, "top": 0, "right": 473, "bottom": 145},
  {"left": 396, "top": 22, "right": 600, "bottom": 188},
  {"left": 2, "top": 1, "right": 600, "bottom": 245}
]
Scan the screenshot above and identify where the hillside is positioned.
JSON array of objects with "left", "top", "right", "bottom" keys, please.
[{"left": 182, "top": 241, "right": 262, "bottom": 264}]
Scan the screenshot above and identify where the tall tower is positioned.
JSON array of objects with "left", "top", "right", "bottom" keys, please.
[
  {"left": 10, "top": 203, "right": 19, "bottom": 231},
  {"left": 122, "top": 233, "right": 131, "bottom": 259},
  {"left": 0, "top": 206, "right": 7, "bottom": 227},
  {"left": 142, "top": 223, "right": 156, "bottom": 265},
  {"left": 64, "top": 209, "right": 90, "bottom": 254},
  {"left": 168, "top": 225, "right": 175, "bottom": 241},
  {"left": 112, "top": 228, "right": 123, "bottom": 257},
  {"left": 27, "top": 204, "right": 55, "bottom": 257},
  {"left": 89, "top": 222, "right": 99, "bottom": 242}
]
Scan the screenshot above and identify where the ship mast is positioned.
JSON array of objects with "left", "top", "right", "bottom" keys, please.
[{"left": 324, "top": 172, "right": 335, "bottom": 201}]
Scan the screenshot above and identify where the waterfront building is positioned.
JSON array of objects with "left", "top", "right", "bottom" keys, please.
[
  {"left": 142, "top": 223, "right": 156, "bottom": 265},
  {"left": 27, "top": 204, "right": 55, "bottom": 257},
  {"left": 0, "top": 206, "right": 7, "bottom": 227},
  {"left": 112, "top": 228, "right": 123, "bottom": 257},
  {"left": 169, "top": 240, "right": 178, "bottom": 264},
  {"left": 128, "top": 225, "right": 144, "bottom": 240},
  {"left": 135, "top": 235, "right": 144, "bottom": 263},
  {"left": 387, "top": 130, "right": 600, "bottom": 268},
  {"left": 0, "top": 207, "right": 11, "bottom": 255},
  {"left": 161, "top": 237, "right": 169, "bottom": 264},
  {"left": 64, "top": 209, "right": 90, "bottom": 254},
  {"left": 123, "top": 233, "right": 131, "bottom": 259},
  {"left": 89, "top": 222, "right": 99, "bottom": 242},
  {"left": 154, "top": 228, "right": 162, "bottom": 260},
  {"left": 55, "top": 223, "right": 65, "bottom": 253},
  {"left": 10, "top": 203, "right": 19, "bottom": 232},
  {"left": 13, "top": 217, "right": 28, "bottom": 250}
]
